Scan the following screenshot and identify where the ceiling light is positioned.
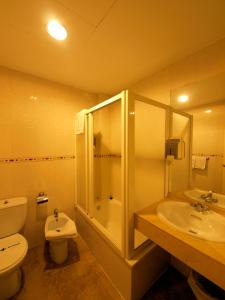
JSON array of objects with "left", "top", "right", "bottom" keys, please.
[
  {"left": 30, "top": 96, "right": 38, "bottom": 100},
  {"left": 204, "top": 109, "right": 212, "bottom": 114},
  {"left": 178, "top": 95, "right": 189, "bottom": 103},
  {"left": 47, "top": 20, "right": 67, "bottom": 41}
]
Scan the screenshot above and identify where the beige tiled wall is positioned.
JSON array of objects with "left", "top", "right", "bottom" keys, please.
[{"left": 0, "top": 66, "right": 96, "bottom": 248}]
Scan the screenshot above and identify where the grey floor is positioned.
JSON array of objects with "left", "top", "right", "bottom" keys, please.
[
  {"left": 15, "top": 235, "right": 196, "bottom": 300},
  {"left": 15, "top": 235, "right": 121, "bottom": 300}
]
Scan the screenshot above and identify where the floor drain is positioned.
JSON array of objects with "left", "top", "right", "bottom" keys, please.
[{"left": 56, "top": 229, "right": 60, "bottom": 232}]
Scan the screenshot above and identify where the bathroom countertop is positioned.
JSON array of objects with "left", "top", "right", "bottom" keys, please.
[{"left": 135, "top": 196, "right": 225, "bottom": 290}]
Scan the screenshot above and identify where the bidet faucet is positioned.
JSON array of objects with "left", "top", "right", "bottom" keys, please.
[
  {"left": 200, "top": 190, "right": 218, "bottom": 204},
  {"left": 54, "top": 208, "right": 59, "bottom": 220}
]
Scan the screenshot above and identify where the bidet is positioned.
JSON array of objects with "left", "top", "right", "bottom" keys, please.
[{"left": 45, "top": 211, "right": 77, "bottom": 264}]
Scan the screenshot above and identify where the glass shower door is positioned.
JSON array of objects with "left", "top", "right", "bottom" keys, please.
[
  {"left": 75, "top": 118, "right": 87, "bottom": 211},
  {"left": 89, "top": 99, "right": 123, "bottom": 250},
  {"left": 134, "top": 99, "right": 167, "bottom": 249}
]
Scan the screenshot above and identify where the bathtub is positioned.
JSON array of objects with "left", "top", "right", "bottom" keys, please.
[
  {"left": 94, "top": 199, "right": 122, "bottom": 248},
  {"left": 75, "top": 203, "right": 170, "bottom": 300}
]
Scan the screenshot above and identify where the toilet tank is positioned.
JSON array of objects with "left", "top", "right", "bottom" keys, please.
[{"left": 0, "top": 197, "right": 28, "bottom": 238}]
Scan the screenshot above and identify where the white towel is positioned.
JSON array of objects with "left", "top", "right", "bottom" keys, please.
[
  {"left": 192, "top": 155, "right": 196, "bottom": 169},
  {"left": 194, "top": 156, "right": 207, "bottom": 170},
  {"left": 75, "top": 109, "right": 87, "bottom": 134}
]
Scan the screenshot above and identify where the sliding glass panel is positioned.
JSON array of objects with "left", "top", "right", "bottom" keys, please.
[
  {"left": 76, "top": 133, "right": 87, "bottom": 210},
  {"left": 171, "top": 113, "right": 191, "bottom": 192},
  {"left": 134, "top": 100, "right": 166, "bottom": 249},
  {"left": 92, "top": 100, "right": 122, "bottom": 249}
]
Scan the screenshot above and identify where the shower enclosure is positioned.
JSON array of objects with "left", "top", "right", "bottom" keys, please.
[{"left": 75, "top": 90, "right": 192, "bottom": 299}]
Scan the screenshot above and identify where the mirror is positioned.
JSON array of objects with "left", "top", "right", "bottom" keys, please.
[{"left": 171, "top": 72, "right": 225, "bottom": 208}]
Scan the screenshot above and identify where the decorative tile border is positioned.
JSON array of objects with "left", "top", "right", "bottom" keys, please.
[
  {"left": 193, "top": 153, "right": 223, "bottom": 158},
  {"left": 0, "top": 155, "right": 75, "bottom": 164},
  {"left": 94, "top": 153, "right": 121, "bottom": 158}
]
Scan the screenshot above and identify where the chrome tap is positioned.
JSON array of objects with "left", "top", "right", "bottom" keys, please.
[
  {"left": 54, "top": 208, "right": 59, "bottom": 221},
  {"left": 191, "top": 201, "right": 209, "bottom": 213},
  {"left": 200, "top": 190, "right": 218, "bottom": 203}
]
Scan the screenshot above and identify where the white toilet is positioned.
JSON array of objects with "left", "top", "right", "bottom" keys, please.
[
  {"left": 0, "top": 197, "right": 28, "bottom": 300},
  {"left": 45, "top": 210, "right": 77, "bottom": 264}
]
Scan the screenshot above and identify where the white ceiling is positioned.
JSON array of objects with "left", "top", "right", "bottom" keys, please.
[
  {"left": 188, "top": 102, "right": 225, "bottom": 118},
  {"left": 171, "top": 72, "right": 225, "bottom": 110},
  {"left": 1, "top": 0, "right": 225, "bottom": 94}
]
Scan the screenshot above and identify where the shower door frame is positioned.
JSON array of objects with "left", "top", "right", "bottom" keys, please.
[
  {"left": 125, "top": 91, "right": 171, "bottom": 258},
  {"left": 84, "top": 91, "right": 127, "bottom": 257},
  {"left": 75, "top": 90, "right": 192, "bottom": 260},
  {"left": 125, "top": 92, "right": 191, "bottom": 259},
  {"left": 169, "top": 109, "right": 193, "bottom": 192}
]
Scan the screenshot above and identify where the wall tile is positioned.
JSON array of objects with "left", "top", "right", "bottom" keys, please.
[{"left": 0, "top": 66, "right": 96, "bottom": 248}]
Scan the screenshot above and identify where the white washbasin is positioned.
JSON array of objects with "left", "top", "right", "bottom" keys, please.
[
  {"left": 184, "top": 189, "right": 225, "bottom": 209},
  {"left": 45, "top": 212, "right": 77, "bottom": 240},
  {"left": 157, "top": 201, "right": 225, "bottom": 242}
]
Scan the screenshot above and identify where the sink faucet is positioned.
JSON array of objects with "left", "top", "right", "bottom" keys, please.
[
  {"left": 54, "top": 208, "right": 59, "bottom": 221},
  {"left": 200, "top": 190, "right": 218, "bottom": 203},
  {"left": 191, "top": 201, "right": 209, "bottom": 213}
]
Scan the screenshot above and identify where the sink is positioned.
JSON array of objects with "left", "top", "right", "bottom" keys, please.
[
  {"left": 184, "top": 189, "right": 205, "bottom": 201},
  {"left": 157, "top": 201, "right": 225, "bottom": 242},
  {"left": 184, "top": 189, "right": 225, "bottom": 209}
]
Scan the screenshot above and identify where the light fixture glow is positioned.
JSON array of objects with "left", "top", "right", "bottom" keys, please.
[
  {"left": 204, "top": 109, "right": 212, "bottom": 114},
  {"left": 30, "top": 95, "right": 38, "bottom": 100},
  {"left": 178, "top": 95, "right": 189, "bottom": 103},
  {"left": 47, "top": 20, "right": 67, "bottom": 41}
]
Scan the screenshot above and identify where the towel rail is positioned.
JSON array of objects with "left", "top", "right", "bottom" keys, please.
[{"left": 192, "top": 153, "right": 223, "bottom": 160}]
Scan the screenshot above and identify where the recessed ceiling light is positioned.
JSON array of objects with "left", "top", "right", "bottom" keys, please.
[
  {"left": 47, "top": 20, "right": 67, "bottom": 41},
  {"left": 204, "top": 109, "right": 212, "bottom": 114},
  {"left": 30, "top": 95, "right": 38, "bottom": 100},
  {"left": 178, "top": 95, "right": 189, "bottom": 103}
]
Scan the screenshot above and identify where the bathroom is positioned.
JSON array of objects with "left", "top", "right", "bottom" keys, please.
[{"left": 0, "top": 1, "right": 225, "bottom": 300}]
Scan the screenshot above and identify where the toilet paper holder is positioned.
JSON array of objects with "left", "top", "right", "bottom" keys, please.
[{"left": 36, "top": 192, "right": 48, "bottom": 204}]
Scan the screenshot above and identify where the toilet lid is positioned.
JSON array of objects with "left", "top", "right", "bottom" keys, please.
[{"left": 0, "top": 233, "right": 28, "bottom": 274}]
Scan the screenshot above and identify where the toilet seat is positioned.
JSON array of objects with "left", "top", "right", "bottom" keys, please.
[{"left": 0, "top": 233, "right": 28, "bottom": 276}]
